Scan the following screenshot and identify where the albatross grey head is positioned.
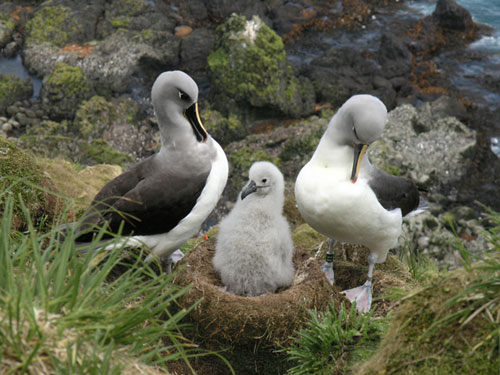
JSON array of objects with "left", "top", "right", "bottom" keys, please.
[
  {"left": 337, "top": 95, "right": 387, "bottom": 183},
  {"left": 240, "top": 161, "right": 285, "bottom": 201},
  {"left": 151, "top": 70, "right": 208, "bottom": 143}
]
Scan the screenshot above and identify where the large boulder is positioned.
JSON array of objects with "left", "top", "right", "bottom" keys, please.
[
  {"left": 432, "top": 0, "right": 475, "bottom": 32},
  {"left": 0, "top": 12, "right": 15, "bottom": 49},
  {"left": 40, "top": 62, "right": 93, "bottom": 120},
  {"left": 0, "top": 74, "right": 33, "bottom": 116},
  {"left": 208, "top": 14, "right": 316, "bottom": 119},
  {"left": 369, "top": 100, "right": 476, "bottom": 191}
]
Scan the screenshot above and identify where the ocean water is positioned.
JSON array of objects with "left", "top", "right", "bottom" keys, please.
[
  {"left": 407, "top": 0, "right": 500, "bottom": 158},
  {"left": 407, "top": 0, "right": 500, "bottom": 52},
  {"left": 0, "top": 53, "right": 42, "bottom": 98}
]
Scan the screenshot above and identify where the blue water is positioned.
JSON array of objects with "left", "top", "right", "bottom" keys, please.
[
  {"left": 0, "top": 53, "right": 42, "bottom": 98},
  {"left": 407, "top": 0, "right": 500, "bottom": 158}
]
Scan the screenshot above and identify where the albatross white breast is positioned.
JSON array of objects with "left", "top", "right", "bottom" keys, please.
[{"left": 295, "top": 94, "right": 424, "bottom": 312}]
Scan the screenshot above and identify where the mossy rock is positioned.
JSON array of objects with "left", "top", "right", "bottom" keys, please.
[
  {"left": 208, "top": 14, "right": 315, "bottom": 118},
  {"left": 226, "top": 146, "right": 281, "bottom": 200},
  {"left": 83, "top": 139, "right": 133, "bottom": 166},
  {"left": 356, "top": 263, "right": 499, "bottom": 375},
  {"left": 25, "top": 5, "right": 83, "bottom": 48},
  {"left": 0, "top": 13, "right": 16, "bottom": 48},
  {"left": 73, "top": 95, "right": 140, "bottom": 139},
  {"left": 0, "top": 74, "right": 33, "bottom": 115},
  {"left": 41, "top": 62, "right": 93, "bottom": 120},
  {"left": 0, "top": 138, "right": 60, "bottom": 229},
  {"left": 200, "top": 106, "right": 246, "bottom": 146}
]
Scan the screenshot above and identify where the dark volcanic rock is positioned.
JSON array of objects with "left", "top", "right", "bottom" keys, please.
[
  {"left": 180, "top": 27, "right": 216, "bottom": 72},
  {"left": 377, "top": 32, "right": 413, "bottom": 79},
  {"left": 432, "top": 0, "right": 475, "bottom": 32}
]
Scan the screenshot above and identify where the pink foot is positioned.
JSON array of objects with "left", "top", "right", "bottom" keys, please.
[{"left": 342, "top": 281, "right": 372, "bottom": 313}]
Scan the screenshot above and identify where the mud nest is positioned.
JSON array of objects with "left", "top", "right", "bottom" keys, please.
[{"left": 173, "top": 238, "right": 345, "bottom": 349}]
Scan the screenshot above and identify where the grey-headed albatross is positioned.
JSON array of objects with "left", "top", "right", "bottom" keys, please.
[
  {"left": 295, "top": 94, "right": 425, "bottom": 312},
  {"left": 74, "top": 70, "right": 228, "bottom": 263}
]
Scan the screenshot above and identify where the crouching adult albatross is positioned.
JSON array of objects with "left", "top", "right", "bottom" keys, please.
[
  {"left": 295, "top": 94, "right": 424, "bottom": 312},
  {"left": 72, "top": 70, "right": 228, "bottom": 264}
]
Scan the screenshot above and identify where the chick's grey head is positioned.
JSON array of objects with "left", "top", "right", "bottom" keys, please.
[
  {"left": 151, "top": 70, "right": 208, "bottom": 143},
  {"left": 338, "top": 94, "right": 387, "bottom": 146},
  {"left": 240, "top": 161, "right": 284, "bottom": 201}
]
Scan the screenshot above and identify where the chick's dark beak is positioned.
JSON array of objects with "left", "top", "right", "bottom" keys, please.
[
  {"left": 351, "top": 144, "right": 368, "bottom": 183},
  {"left": 241, "top": 180, "right": 257, "bottom": 200},
  {"left": 184, "top": 102, "right": 208, "bottom": 143}
]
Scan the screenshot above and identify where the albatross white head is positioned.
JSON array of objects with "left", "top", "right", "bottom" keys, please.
[
  {"left": 151, "top": 70, "right": 208, "bottom": 147},
  {"left": 329, "top": 94, "right": 388, "bottom": 183}
]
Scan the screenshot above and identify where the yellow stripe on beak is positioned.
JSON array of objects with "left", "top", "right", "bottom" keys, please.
[{"left": 351, "top": 144, "right": 368, "bottom": 183}]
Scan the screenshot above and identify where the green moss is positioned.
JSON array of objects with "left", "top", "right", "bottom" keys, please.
[
  {"left": 201, "top": 107, "right": 246, "bottom": 145},
  {"left": 230, "top": 146, "right": 281, "bottom": 173},
  {"left": 280, "top": 126, "right": 324, "bottom": 162},
  {"left": 0, "top": 13, "right": 16, "bottom": 35},
  {"left": 84, "top": 139, "right": 132, "bottom": 166},
  {"left": 110, "top": 17, "right": 130, "bottom": 29},
  {"left": 0, "top": 74, "right": 33, "bottom": 109},
  {"left": 208, "top": 14, "right": 286, "bottom": 106},
  {"left": 25, "top": 5, "right": 82, "bottom": 47},
  {"left": 46, "top": 62, "right": 91, "bottom": 99},
  {"left": 114, "top": 0, "right": 148, "bottom": 16},
  {"left": 73, "top": 95, "right": 139, "bottom": 139},
  {"left": 140, "top": 29, "right": 153, "bottom": 40}
]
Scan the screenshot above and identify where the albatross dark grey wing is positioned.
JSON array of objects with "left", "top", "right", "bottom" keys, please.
[
  {"left": 75, "top": 155, "right": 211, "bottom": 241},
  {"left": 367, "top": 168, "right": 420, "bottom": 217}
]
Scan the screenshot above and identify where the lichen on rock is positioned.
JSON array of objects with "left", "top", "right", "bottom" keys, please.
[
  {"left": 25, "top": 5, "right": 83, "bottom": 48},
  {"left": 0, "top": 74, "right": 33, "bottom": 115},
  {"left": 41, "top": 62, "right": 93, "bottom": 120}
]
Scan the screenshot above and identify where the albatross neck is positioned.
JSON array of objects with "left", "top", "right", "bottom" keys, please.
[{"left": 156, "top": 106, "right": 198, "bottom": 150}]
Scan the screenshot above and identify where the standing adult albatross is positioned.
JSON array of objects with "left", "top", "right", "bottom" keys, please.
[
  {"left": 73, "top": 70, "right": 228, "bottom": 263},
  {"left": 295, "top": 94, "right": 424, "bottom": 312}
]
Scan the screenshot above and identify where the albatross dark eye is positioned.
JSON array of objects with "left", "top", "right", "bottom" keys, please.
[
  {"left": 262, "top": 178, "right": 267, "bottom": 184},
  {"left": 178, "top": 90, "right": 191, "bottom": 102},
  {"left": 353, "top": 126, "right": 360, "bottom": 141}
]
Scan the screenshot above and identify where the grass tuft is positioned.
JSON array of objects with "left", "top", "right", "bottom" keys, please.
[
  {"left": 281, "top": 302, "right": 388, "bottom": 375},
  {"left": 0, "top": 196, "right": 202, "bottom": 374}
]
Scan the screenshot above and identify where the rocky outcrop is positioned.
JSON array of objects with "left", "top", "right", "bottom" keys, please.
[
  {"left": 0, "top": 74, "right": 33, "bottom": 116},
  {"left": 432, "top": 0, "right": 475, "bottom": 32},
  {"left": 208, "top": 14, "right": 316, "bottom": 119},
  {"left": 40, "top": 62, "right": 93, "bottom": 120}
]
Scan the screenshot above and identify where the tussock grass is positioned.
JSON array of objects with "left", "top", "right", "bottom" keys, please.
[
  {"left": 0, "top": 196, "right": 205, "bottom": 375},
  {"left": 281, "top": 302, "right": 389, "bottom": 375}
]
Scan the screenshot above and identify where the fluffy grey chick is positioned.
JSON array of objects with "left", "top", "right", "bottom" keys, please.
[{"left": 213, "top": 161, "right": 295, "bottom": 296}]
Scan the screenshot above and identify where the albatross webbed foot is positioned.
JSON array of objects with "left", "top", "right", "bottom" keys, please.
[{"left": 342, "top": 279, "right": 372, "bottom": 313}]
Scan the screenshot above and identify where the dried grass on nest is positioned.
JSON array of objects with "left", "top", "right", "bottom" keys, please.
[{"left": 173, "top": 238, "right": 345, "bottom": 349}]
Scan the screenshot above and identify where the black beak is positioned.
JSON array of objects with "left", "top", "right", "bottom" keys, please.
[
  {"left": 241, "top": 180, "right": 257, "bottom": 200},
  {"left": 184, "top": 102, "right": 208, "bottom": 143},
  {"left": 351, "top": 144, "right": 368, "bottom": 183}
]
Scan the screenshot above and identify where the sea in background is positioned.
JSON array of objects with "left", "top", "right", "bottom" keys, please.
[{"left": 407, "top": 0, "right": 500, "bottom": 157}]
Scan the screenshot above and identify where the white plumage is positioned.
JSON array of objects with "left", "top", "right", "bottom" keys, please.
[
  {"left": 295, "top": 95, "right": 423, "bottom": 312},
  {"left": 213, "top": 161, "right": 295, "bottom": 296}
]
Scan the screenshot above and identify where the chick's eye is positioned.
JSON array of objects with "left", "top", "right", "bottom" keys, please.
[
  {"left": 262, "top": 178, "right": 267, "bottom": 184},
  {"left": 178, "top": 90, "right": 191, "bottom": 102}
]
